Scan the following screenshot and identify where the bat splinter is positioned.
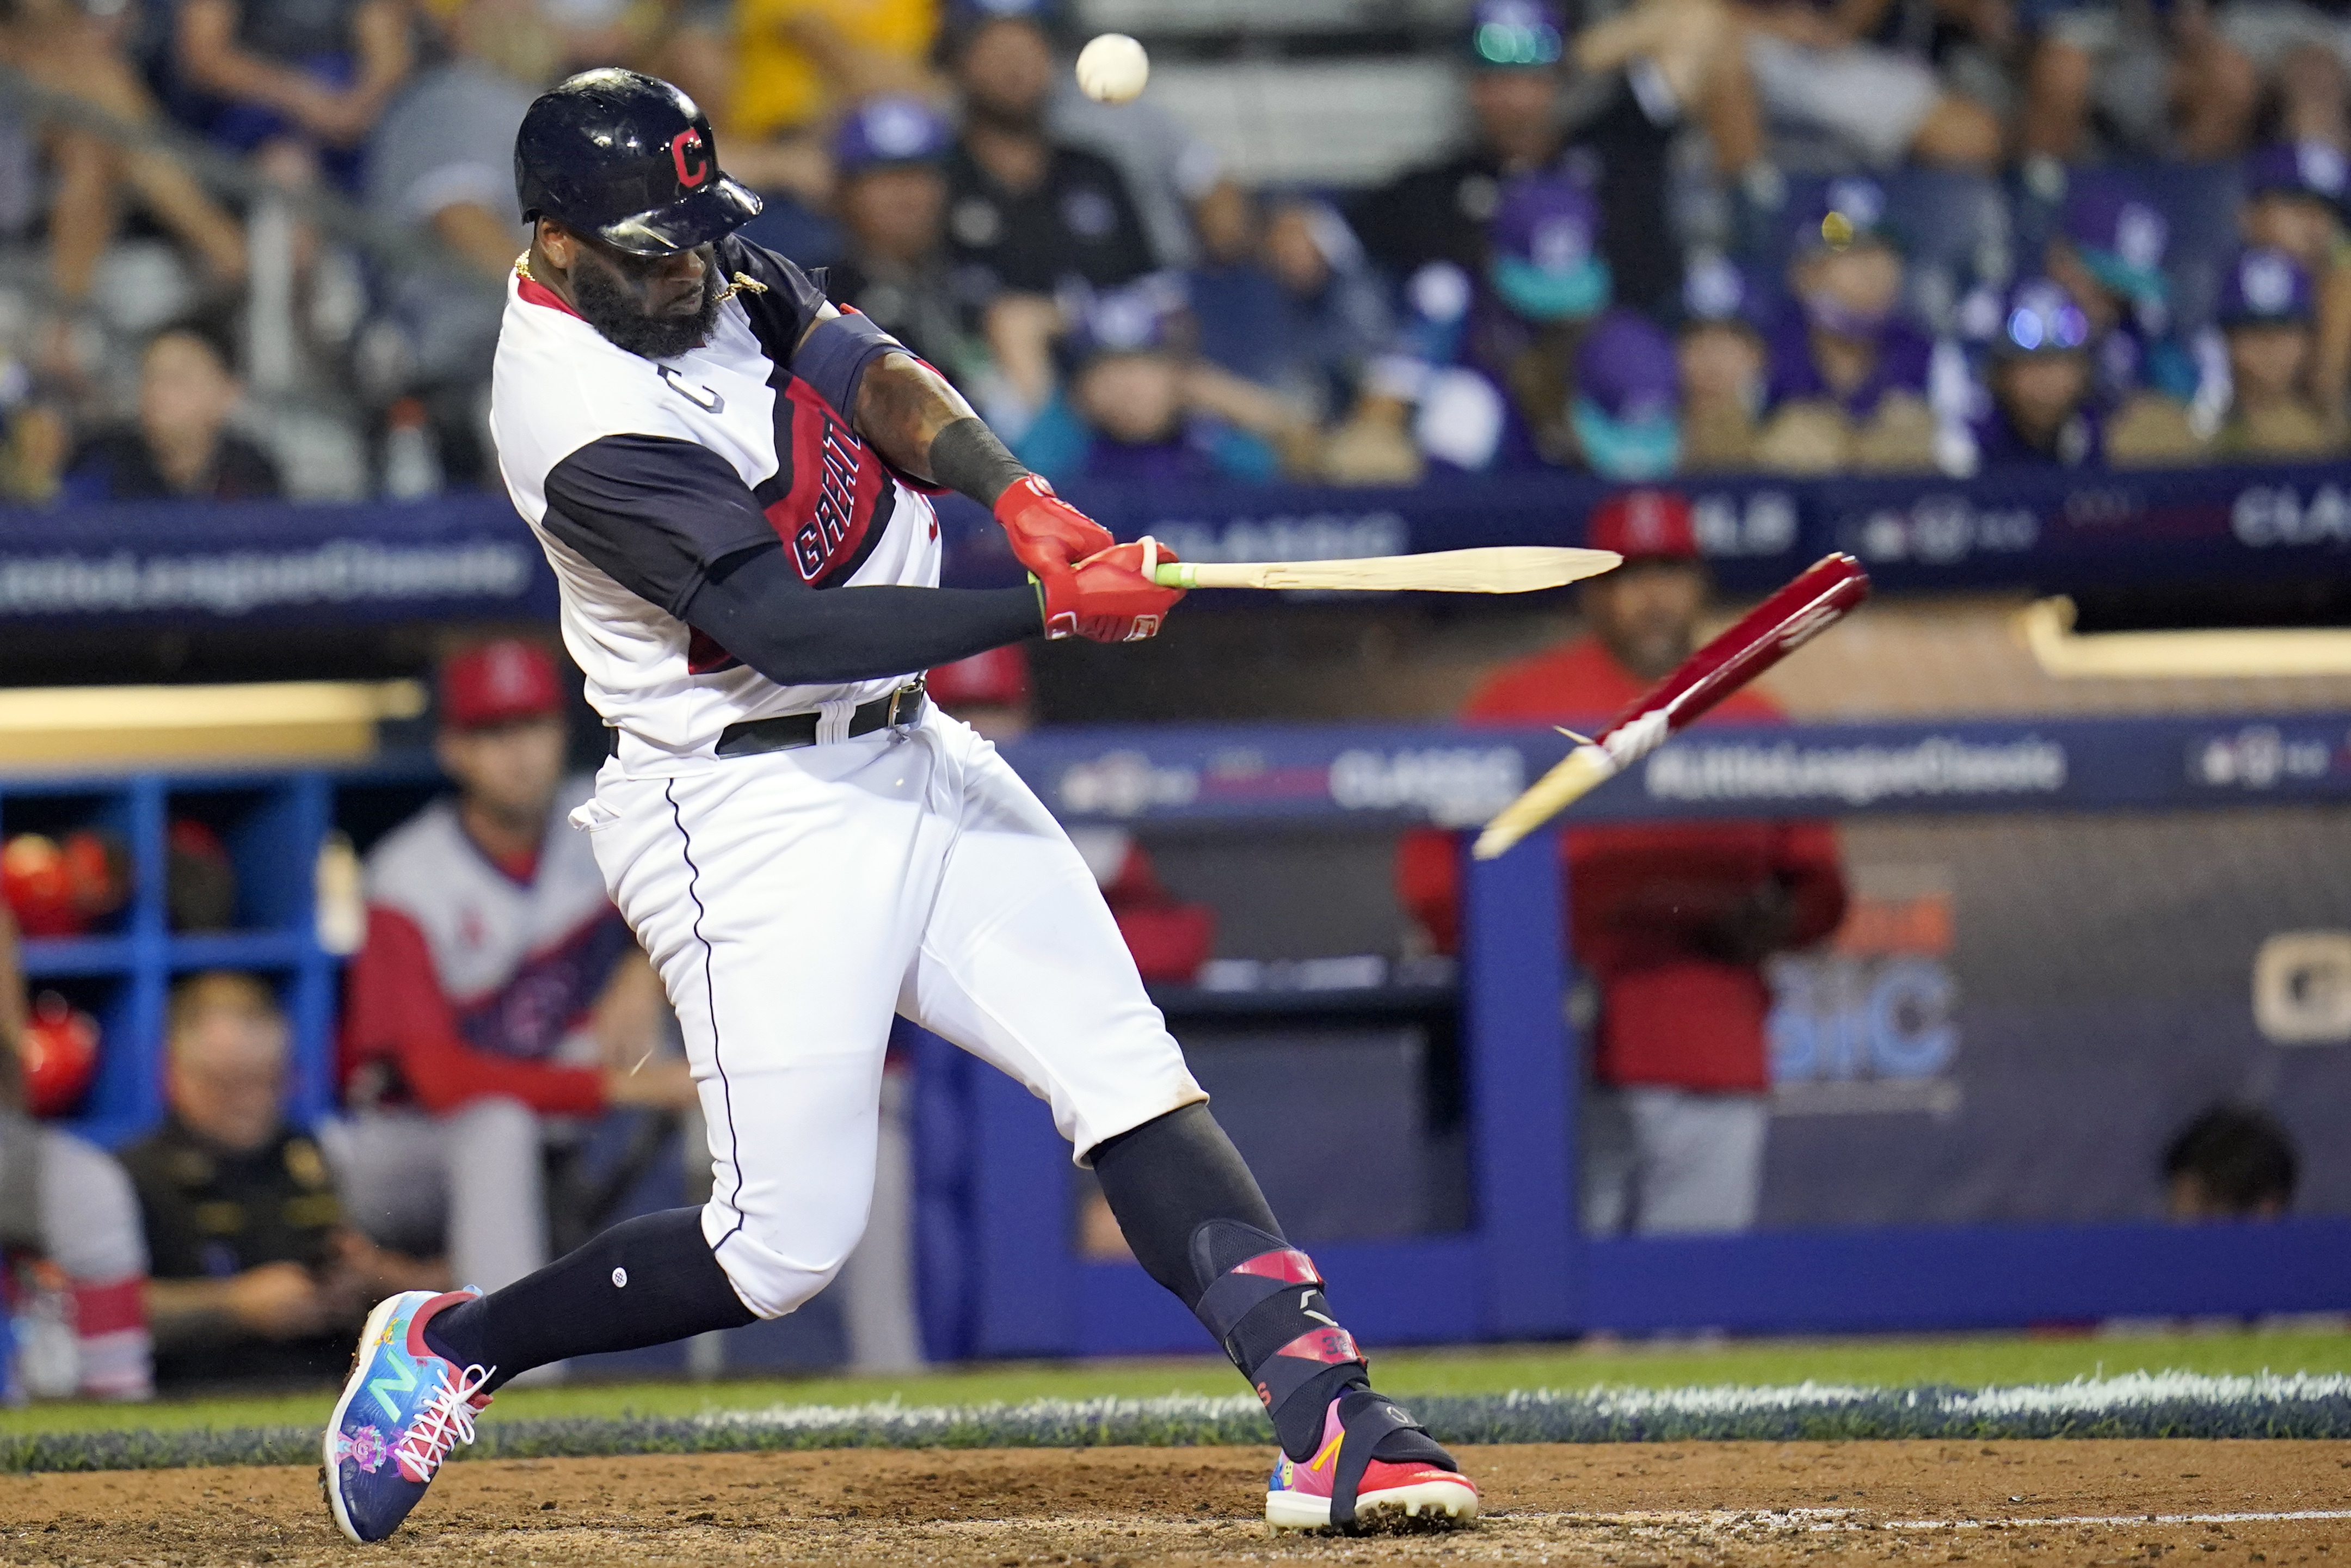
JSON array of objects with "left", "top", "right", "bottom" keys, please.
[
  {"left": 1472, "top": 552, "right": 1873, "bottom": 860},
  {"left": 1149, "top": 545, "right": 1621, "bottom": 595}
]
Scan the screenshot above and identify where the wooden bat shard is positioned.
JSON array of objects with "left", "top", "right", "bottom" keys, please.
[
  {"left": 1148, "top": 546, "right": 1621, "bottom": 594},
  {"left": 1472, "top": 552, "right": 1873, "bottom": 860}
]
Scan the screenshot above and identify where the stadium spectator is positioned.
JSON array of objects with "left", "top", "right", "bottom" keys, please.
[
  {"left": 940, "top": 6, "right": 1155, "bottom": 300},
  {"left": 1675, "top": 251, "right": 1770, "bottom": 470},
  {"left": 123, "top": 973, "right": 441, "bottom": 1389},
  {"left": 1756, "top": 179, "right": 1944, "bottom": 473},
  {"left": 1726, "top": 0, "right": 2003, "bottom": 171},
  {"left": 1572, "top": 308, "right": 1684, "bottom": 480},
  {"left": 0, "top": 0, "right": 247, "bottom": 308},
  {"left": 60, "top": 319, "right": 282, "bottom": 503},
  {"left": 1349, "top": 1, "right": 1683, "bottom": 315},
  {"left": 1333, "top": 171, "right": 1616, "bottom": 481},
  {"left": 366, "top": 1, "right": 537, "bottom": 286},
  {"left": 1010, "top": 280, "right": 1312, "bottom": 484},
  {"left": 0, "top": 906, "right": 152, "bottom": 1400},
  {"left": 2239, "top": 142, "right": 2351, "bottom": 410},
  {"left": 823, "top": 95, "right": 984, "bottom": 390},
  {"left": 2163, "top": 1103, "right": 2298, "bottom": 1219},
  {"left": 2212, "top": 245, "right": 2347, "bottom": 457},
  {"left": 1971, "top": 275, "right": 2105, "bottom": 466},
  {"left": 172, "top": 0, "right": 415, "bottom": 182},
  {"left": 1187, "top": 193, "right": 1394, "bottom": 428},
  {"left": 332, "top": 640, "right": 697, "bottom": 1299},
  {"left": 1398, "top": 490, "right": 1848, "bottom": 1236},
  {"left": 2018, "top": 0, "right": 2257, "bottom": 165},
  {"left": 2212, "top": 4, "right": 2351, "bottom": 152},
  {"left": 724, "top": 0, "right": 939, "bottom": 182}
]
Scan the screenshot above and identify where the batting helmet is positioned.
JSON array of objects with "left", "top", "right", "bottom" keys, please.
[{"left": 515, "top": 69, "right": 762, "bottom": 257}]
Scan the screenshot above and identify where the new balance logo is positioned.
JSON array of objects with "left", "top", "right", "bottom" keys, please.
[{"left": 370, "top": 1355, "right": 418, "bottom": 1421}]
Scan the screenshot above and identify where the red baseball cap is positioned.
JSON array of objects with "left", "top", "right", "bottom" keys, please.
[
  {"left": 927, "top": 646, "right": 1033, "bottom": 710},
  {"left": 440, "top": 640, "right": 564, "bottom": 730},
  {"left": 1586, "top": 488, "right": 1700, "bottom": 562}
]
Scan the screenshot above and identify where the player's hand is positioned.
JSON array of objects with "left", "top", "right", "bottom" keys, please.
[
  {"left": 1038, "top": 538, "right": 1184, "bottom": 644},
  {"left": 605, "top": 1056, "right": 700, "bottom": 1112},
  {"left": 993, "top": 474, "right": 1116, "bottom": 576},
  {"left": 225, "top": 1261, "right": 333, "bottom": 1340}
]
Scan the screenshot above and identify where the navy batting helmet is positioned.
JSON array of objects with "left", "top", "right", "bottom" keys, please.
[{"left": 515, "top": 69, "right": 761, "bottom": 257}]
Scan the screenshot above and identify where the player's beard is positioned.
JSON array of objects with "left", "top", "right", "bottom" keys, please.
[{"left": 573, "top": 250, "right": 727, "bottom": 360}]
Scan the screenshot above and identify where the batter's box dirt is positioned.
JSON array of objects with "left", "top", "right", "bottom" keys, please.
[{"left": 0, "top": 1440, "right": 2344, "bottom": 1565}]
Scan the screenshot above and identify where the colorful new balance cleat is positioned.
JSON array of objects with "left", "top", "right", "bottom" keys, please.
[
  {"left": 1265, "top": 1393, "right": 1480, "bottom": 1531},
  {"left": 323, "top": 1289, "right": 493, "bottom": 1544}
]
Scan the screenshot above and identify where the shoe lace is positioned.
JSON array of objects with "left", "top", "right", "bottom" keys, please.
[{"left": 391, "top": 1364, "right": 493, "bottom": 1481}]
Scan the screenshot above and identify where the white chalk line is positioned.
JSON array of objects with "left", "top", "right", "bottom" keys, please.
[{"left": 1521, "top": 1508, "right": 2351, "bottom": 1533}]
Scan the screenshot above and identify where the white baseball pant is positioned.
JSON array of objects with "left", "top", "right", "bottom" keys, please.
[{"left": 574, "top": 710, "right": 1205, "bottom": 1319}]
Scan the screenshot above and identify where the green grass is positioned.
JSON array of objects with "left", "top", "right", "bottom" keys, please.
[{"left": 8, "top": 1326, "right": 2348, "bottom": 1440}]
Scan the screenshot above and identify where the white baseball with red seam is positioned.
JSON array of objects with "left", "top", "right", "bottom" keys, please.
[{"left": 1075, "top": 33, "right": 1149, "bottom": 103}]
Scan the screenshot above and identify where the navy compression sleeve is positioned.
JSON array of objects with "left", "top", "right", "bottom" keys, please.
[{"left": 685, "top": 544, "right": 1039, "bottom": 686}]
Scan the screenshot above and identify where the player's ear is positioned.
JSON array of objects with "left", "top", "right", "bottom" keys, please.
[{"left": 537, "top": 218, "right": 573, "bottom": 270}]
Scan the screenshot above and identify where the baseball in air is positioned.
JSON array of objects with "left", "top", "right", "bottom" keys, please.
[{"left": 1075, "top": 33, "right": 1149, "bottom": 103}]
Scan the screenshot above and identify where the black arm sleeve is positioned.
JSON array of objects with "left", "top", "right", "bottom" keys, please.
[
  {"left": 685, "top": 545, "right": 1041, "bottom": 687},
  {"left": 541, "top": 433, "right": 1039, "bottom": 687},
  {"left": 926, "top": 415, "right": 1029, "bottom": 508}
]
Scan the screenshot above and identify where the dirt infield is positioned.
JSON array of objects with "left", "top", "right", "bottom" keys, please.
[{"left": 0, "top": 1440, "right": 2343, "bottom": 1565}]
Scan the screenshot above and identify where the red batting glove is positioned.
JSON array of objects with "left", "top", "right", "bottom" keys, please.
[
  {"left": 1038, "top": 539, "right": 1185, "bottom": 643},
  {"left": 994, "top": 474, "right": 1116, "bottom": 576}
]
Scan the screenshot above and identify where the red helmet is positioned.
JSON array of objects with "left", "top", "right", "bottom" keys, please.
[
  {"left": 3, "top": 835, "right": 79, "bottom": 938},
  {"left": 20, "top": 994, "right": 97, "bottom": 1117}
]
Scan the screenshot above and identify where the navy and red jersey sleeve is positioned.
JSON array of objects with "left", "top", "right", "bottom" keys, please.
[
  {"left": 541, "top": 434, "right": 774, "bottom": 617},
  {"left": 342, "top": 906, "right": 607, "bottom": 1118}
]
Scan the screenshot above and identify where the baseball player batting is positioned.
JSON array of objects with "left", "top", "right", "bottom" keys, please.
[{"left": 323, "top": 69, "right": 1478, "bottom": 1542}]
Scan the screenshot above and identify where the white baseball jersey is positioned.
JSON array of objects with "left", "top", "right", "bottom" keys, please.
[
  {"left": 362, "top": 776, "right": 632, "bottom": 1061},
  {"left": 490, "top": 235, "right": 940, "bottom": 760}
]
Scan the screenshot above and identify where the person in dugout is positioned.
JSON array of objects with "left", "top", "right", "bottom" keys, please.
[{"left": 1397, "top": 489, "right": 1848, "bottom": 1235}]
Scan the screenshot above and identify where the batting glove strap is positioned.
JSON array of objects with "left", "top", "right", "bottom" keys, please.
[
  {"left": 995, "top": 474, "right": 1117, "bottom": 577},
  {"left": 1036, "top": 539, "right": 1184, "bottom": 644}
]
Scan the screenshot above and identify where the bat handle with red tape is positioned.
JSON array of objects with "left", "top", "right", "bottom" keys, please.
[{"left": 1472, "top": 553, "right": 1870, "bottom": 859}]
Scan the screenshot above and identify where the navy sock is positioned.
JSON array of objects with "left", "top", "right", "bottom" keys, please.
[{"left": 423, "top": 1207, "right": 756, "bottom": 1392}]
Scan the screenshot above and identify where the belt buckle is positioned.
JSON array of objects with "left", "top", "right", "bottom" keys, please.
[{"left": 887, "top": 675, "right": 925, "bottom": 729}]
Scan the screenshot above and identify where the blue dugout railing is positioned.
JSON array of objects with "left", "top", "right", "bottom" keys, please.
[{"left": 916, "top": 711, "right": 2351, "bottom": 1357}]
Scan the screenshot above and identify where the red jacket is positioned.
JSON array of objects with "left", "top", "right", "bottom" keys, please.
[{"left": 1399, "top": 637, "right": 1847, "bottom": 1092}]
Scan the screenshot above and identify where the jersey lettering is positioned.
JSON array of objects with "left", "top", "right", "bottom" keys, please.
[{"left": 764, "top": 380, "right": 890, "bottom": 585}]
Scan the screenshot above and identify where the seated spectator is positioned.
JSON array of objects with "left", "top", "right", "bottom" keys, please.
[
  {"left": 1334, "top": 171, "right": 1617, "bottom": 481},
  {"left": 0, "top": 906, "right": 152, "bottom": 1400},
  {"left": 2020, "top": 0, "right": 2255, "bottom": 167},
  {"left": 2046, "top": 171, "right": 2207, "bottom": 408},
  {"left": 723, "top": 0, "right": 940, "bottom": 201},
  {"left": 2213, "top": 245, "right": 2347, "bottom": 457},
  {"left": 941, "top": 5, "right": 1154, "bottom": 302},
  {"left": 1188, "top": 193, "right": 1393, "bottom": 428},
  {"left": 173, "top": 0, "right": 414, "bottom": 183},
  {"left": 2163, "top": 1102, "right": 2297, "bottom": 1220},
  {"left": 1573, "top": 309, "right": 1684, "bottom": 480},
  {"left": 1756, "top": 180, "right": 1943, "bottom": 473},
  {"left": 0, "top": 0, "right": 246, "bottom": 308},
  {"left": 2240, "top": 142, "right": 2351, "bottom": 410},
  {"left": 61, "top": 320, "right": 282, "bottom": 503},
  {"left": 1675, "top": 252, "right": 1770, "bottom": 470},
  {"left": 2213, "top": 3, "right": 2351, "bottom": 153},
  {"left": 334, "top": 641, "right": 697, "bottom": 1297},
  {"left": 1396, "top": 490, "right": 1847, "bottom": 1237},
  {"left": 927, "top": 648, "right": 1216, "bottom": 984},
  {"left": 122, "top": 973, "right": 440, "bottom": 1389},
  {"left": 1971, "top": 276, "right": 2104, "bottom": 467},
  {"left": 1728, "top": 0, "right": 2002, "bottom": 170},
  {"left": 1351, "top": 1, "right": 1684, "bottom": 315},
  {"left": 824, "top": 95, "right": 986, "bottom": 391},
  {"left": 1010, "top": 282, "right": 1309, "bottom": 485}
]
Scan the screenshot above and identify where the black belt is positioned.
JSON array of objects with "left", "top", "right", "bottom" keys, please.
[{"left": 606, "top": 679, "right": 928, "bottom": 759}]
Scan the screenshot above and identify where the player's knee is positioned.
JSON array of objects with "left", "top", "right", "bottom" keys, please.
[{"left": 707, "top": 1206, "right": 861, "bottom": 1320}]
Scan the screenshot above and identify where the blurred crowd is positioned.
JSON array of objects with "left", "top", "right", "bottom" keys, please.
[{"left": 2, "top": 0, "right": 2351, "bottom": 503}]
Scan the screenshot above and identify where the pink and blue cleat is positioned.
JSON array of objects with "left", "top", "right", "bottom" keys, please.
[
  {"left": 322, "top": 1289, "right": 493, "bottom": 1544},
  {"left": 1264, "top": 1393, "right": 1481, "bottom": 1531}
]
